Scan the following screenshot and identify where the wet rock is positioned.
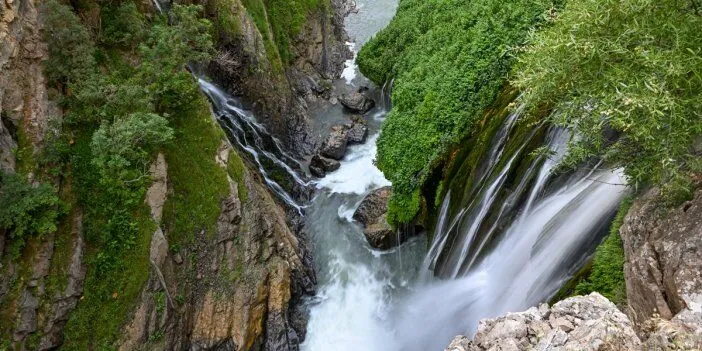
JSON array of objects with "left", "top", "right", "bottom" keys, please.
[
  {"left": 353, "top": 186, "right": 392, "bottom": 225},
  {"left": 309, "top": 154, "right": 340, "bottom": 177},
  {"left": 320, "top": 125, "right": 348, "bottom": 160},
  {"left": 345, "top": 115, "right": 368, "bottom": 144},
  {"left": 446, "top": 293, "right": 643, "bottom": 351},
  {"left": 363, "top": 214, "right": 395, "bottom": 250},
  {"left": 339, "top": 90, "right": 375, "bottom": 114}
]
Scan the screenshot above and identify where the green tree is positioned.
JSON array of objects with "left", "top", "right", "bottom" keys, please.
[
  {"left": 138, "top": 5, "right": 214, "bottom": 111},
  {"left": 514, "top": 0, "right": 702, "bottom": 201},
  {"left": 43, "top": 0, "right": 96, "bottom": 85},
  {"left": 91, "top": 112, "right": 174, "bottom": 182}
]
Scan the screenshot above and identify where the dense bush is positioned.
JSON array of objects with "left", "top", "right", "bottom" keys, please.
[
  {"left": 357, "top": 0, "right": 562, "bottom": 224},
  {"left": 0, "top": 172, "right": 63, "bottom": 256},
  {"left": 514, "top": 0, "right": 702, "bottom": 202},
  {"left": 43, "top": 0, "right": 96, "bottom": 85},
  {"left": 91, "top": 112, "right": 173, "bottom": 182}
]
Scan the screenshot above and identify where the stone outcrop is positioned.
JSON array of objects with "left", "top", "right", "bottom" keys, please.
[
  {"left": 446, "top": 293, "right": 642, "bottom": 351},
  {"left": 116, "top": 143, "right": 315, "bottom": 351},
  {"left": 207, "top": 0, "right": 352, "bottom": 156},
  {"left": 310, "top": 116, "right": 367, "bottom": 177},
  {"left": 620, "top": 186, "right": 702, "bottom": 331},
  {"left": 1, "top": 0, "right": 56, "bottom": 171},
  {"left": 352, "top": 186, "right": 398, "bottom": 250}
]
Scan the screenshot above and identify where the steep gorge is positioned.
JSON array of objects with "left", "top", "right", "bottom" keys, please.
[{"left": 0, "top": 0, "right": 352, "bottom": 349}]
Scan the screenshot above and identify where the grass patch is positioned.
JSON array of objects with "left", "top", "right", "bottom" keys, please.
[
  {"left": 162, "top": 96, "right": 230, "bottom": 247},
  {"left": 227, "top": 150, "right": 248, "bottom": 202}
]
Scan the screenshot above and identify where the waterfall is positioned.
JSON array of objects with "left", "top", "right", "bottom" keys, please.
[
  {"left": 198, "top": 78, "right": 308, "bottom": 213},
  {"left": 390, "top": 107, "right": 629, "bottom": 351}
]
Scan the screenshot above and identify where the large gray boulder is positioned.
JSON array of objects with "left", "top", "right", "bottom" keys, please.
[
  {"left": 353, "top": 186, "right": 392, "bottom": 225},
  {"left": 320, "top": 125, "right": 348, "bottom": 160},
  {"left": 353, "top": 187, "right": 397, "bottom": 250},
  {"left": 446, "top": 293, "right": 642, "bottom": 351},
  {"left": 339, "top": 90, "right": 375, "bottom": 114}
]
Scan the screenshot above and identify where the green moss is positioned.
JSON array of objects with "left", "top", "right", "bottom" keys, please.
[
  {"left": 162, "top": 97, "right": 231, "bottom": 246},
  {"left": 15, "top": 126, "right": 37, "bottom": 175},
  {"left": 572, "top": 198, "right": 632, "bottom": 306},
  {"left": 227, "top": 150, "right": 249, "bottom": 202},
  {"left": 208, "top": 0, "right": 243, "bottom": 43},
  {"left": 358, "top": 0, "right": 563, "bottom": 224}
]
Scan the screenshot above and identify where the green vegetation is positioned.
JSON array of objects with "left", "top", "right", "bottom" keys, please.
[
  {"left": 357, "top": 0, "right": 562, "bottom": 224},
  {"left": 514, "top": 0, "right": 702, "bottom": 202},
  {"left": 33, "top": 1, "right": 219, "bottom": 348},
  {"left": 161, "top": 98, "right": 230, "bottom": 248},
  {"left": 227, "top": 149, "right": 249, "bottom": 202},
  {"left": 0, "top": 172, "right": 63, "bottom": 257},
  {"left": 241, "top": 0, "right": 326, "bottom": 67},
  {"left": 572, "top": 199, "right": 632, "bottom": 306}
]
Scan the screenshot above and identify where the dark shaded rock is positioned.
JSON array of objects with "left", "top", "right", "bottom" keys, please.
[
  {"left": 339, "top": 91, "right": 375, "bottom": 114},
  {"left": 353, "top": 186, "right": 392, "bottom": 225},
  {"left": 310, "top": 154, "right": 341, "bottom": 177},
  {"left": 364, "top": 214, "right": 396, "bottom": 250},
  {"left": 320, "top": 125, "right": 348, "bottom": 160},
  {"left": 345, "top": 115, "right": 368, "bottom": 144}
]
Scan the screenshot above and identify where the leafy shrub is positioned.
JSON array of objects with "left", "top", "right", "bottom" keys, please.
[
  {"left": 91, "top": 112, "right": 174, "bottom": 182},
  {"left": 43, "top": 0, "right": 96, "bottom": 85},
  {"left": 138, "top": 5, "right": 214, "bottom": 111},
  {"left": 357, "top": 0, "right": 562, "bottom": 224},
  {"left": 514, "top": 0, "right": 702, "bottom": 202},
  {"left": 0, "top": 172, "right": 63, "bottom": 256}
]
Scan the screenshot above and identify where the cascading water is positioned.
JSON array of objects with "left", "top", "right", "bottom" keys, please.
[
  {"left": 198, "top": 79, "right": 308, "bottom": 213},
  {"left": 390, "top": 118, "right": 628, "bottom": 350},
  {"left": 190, "top": 0, "right": 629, "bottom": 349}
]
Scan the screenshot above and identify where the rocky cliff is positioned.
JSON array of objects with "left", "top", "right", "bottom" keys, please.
[
  {"left": 206, "top": 0, "right": 352, "bottom": 155},
  {"left": 0, "top": 0, "right": 347, "bottom": 349}
]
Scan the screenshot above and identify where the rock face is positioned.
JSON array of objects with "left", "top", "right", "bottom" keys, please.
[
  {"left": 1, "top": 0, "right": 55, "bottom": 171},
  {"left": 207, "top": 0, "right": 352, "bottom": 156},
  {"left": 339, "top": 90, "right": 375, "bottom": 114},
  {"left": 116, "top": 144, "right": 316, "bottom": 351},
  {"left": 446, "top": 293, "right": 642, "bottom": 351},
  {"left": 619, "top": 185, "right": 702, "bottom": 345}
]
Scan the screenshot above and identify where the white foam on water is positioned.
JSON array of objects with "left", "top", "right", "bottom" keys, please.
[
  {"left": 341, "top": 41, "right": 358, "bottom": 85},
  {"left": 316, "top": 133, "right": 390, "bottom": 195},
  {"left": 301, "top": 255, "right": 400, "bottom": 351}
]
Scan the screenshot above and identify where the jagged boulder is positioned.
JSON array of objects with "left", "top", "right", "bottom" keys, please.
[
  {"left": 446, "top": 293, "right": 643, "bottom": 351},
  {"left": 345, "top": 115, "right": 368, "bottom": 144},
  {"left": 353, "top": 187, "right": 397, "bottom": 249},
  {"left": 320, "top": 125, "right": 348, "bottom": 160},
  {"left": 339, "top": 89, "right": 375, "bottom": 114},
  {"left": 353, "top": 186, "right": 391, "bottom": 225},
  {"left": 309, "top": 154, "right": 341, "bottom": 177}
]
